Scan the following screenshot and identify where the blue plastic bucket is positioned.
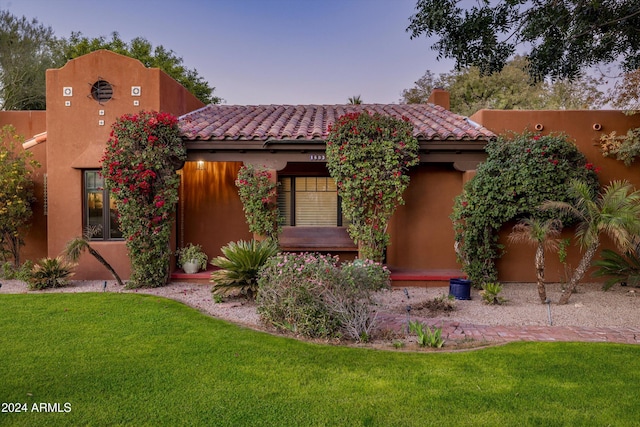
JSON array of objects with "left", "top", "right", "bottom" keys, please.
[{"left": 449, "top": 278, "right": 471, "bottom": 300}]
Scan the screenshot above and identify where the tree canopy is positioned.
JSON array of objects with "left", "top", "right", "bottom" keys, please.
[
  {"left": 0, "top": 11, "right": 64, "bottom": 110},
  {"left": 62, "top": 32, "right": 221, "bottom": 105},
  {"left": 407, "top": 0, "right": 640, "bottom": 80},
  {"left": 0, "top": 10, "right": 220, "bottom": 109},
  {"left": 400, "top": 56, "right": 605, "bottom": 116}
]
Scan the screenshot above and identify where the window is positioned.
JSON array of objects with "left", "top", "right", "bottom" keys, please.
[
  {"left": 84, "top": 170, "right": 122, "bottom": 240},
  {"left": 277, "top": 177, "right": 347, "bottom": 226}
]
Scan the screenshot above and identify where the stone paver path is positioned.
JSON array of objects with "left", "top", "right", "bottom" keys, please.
[{"left": 377, "top": 312, "right": 640, "bottom": 345}]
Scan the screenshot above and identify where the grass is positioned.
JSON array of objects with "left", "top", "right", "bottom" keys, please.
[{"left": 1, "top": 293, "right": 639, "bottom": 426}]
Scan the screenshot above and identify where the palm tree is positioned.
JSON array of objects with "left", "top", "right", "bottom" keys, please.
[
  {"left": 348, "top": 95, "right": 362, "bottom": 105},
  {"left": 508, "top": 217, "right": 562, "bottom": 303},
  {"left": 541, "top": 180, "right": 640, "bottom": 304},
  {"left": 63, "top": 225, "right": 125, "bottom": 287}
]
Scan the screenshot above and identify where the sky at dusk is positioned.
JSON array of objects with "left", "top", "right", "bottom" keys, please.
[{"left": 1, "top": 0, "right": 457, "bottom": 105}]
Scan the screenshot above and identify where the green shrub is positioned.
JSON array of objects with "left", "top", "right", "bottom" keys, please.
[
  {"left": 257, "top": 254, "right": 390, "bottom": 341},
  {"left": 340, "top": 259, "right": 391, "bottom": 293},
  {"left": 326, "top": 112, "right": 419, "bottom": 261},
  {"left": 27, "top": 257, "right": 75, "bottom": 290},
  {"left": 257, "top": 253, "right": 341, "bottom": 338},
  {"left": 325, "top": 259, "right": 391, "bottom": 342},
  {"left": 452, "top": 131, "right": 600, "bottom": 285},
  {"left": 210, "top": 239, "right": 279, "bottom": 298},
  {"left": 101, "top": 111, "right": 185, "bottom": 288},
  {"left": 0, "top": 260, "right": 33, "bottom": 281}
]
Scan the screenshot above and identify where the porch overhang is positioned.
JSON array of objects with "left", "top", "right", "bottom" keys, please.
[{"left": 185, "top": 138, "right": 488, "bottom": 171}]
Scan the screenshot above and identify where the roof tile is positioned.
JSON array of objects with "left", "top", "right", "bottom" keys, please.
[{"left": 179, "top": 104, "right": 495, "bottom": 142}]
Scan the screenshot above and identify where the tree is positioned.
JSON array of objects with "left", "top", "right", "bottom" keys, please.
[
  {"left": 542, "top": 180, "right": 640, "bottom": 304},
  {"left": 326, "top": 112, "right": 419, "bottom": 261},
  {"left": 508, "top": 218, "right": 562, "bottom": 303},
  {"left": 62, "top": 32, "right": 221, "bottom": 105},
  {"left": 348, "top": 95, "right": 363, "bottom": 105},
  {"left": 0, "top": 11, "right": 64, "bottom": 110},
  {"left": 407, "top": 0, "right": 640, "bottom": 80},
  {"left": 0, "top": 125, "right": 40, "bottom": 266},
  {"left": 598, "top": 69, "right": 640, "bottom": 166},
  {"left": 63, "top": 225, "right": 125, "bottom": 287},
  {"left": 606, "top": 68, "right": 640, "bottom": 111},
  {"left": 400, "top": 57, "right": 605, "bottom": 116}
]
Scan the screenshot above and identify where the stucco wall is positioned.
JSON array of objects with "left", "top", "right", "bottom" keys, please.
[
  {"left": 387, "top": 164, "right": 463, "bottom": 271},
  {"left": 179, "top": 161, "right": 252, "bottom": 262},
  {"left": 44, "top": 50, "right": 204, "bottom": 280},
  {"left": 471, "top": 109, "right": 640, "bottom": 282}
]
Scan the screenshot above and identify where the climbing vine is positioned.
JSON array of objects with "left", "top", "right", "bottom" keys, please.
[
  {"left": 101, "top": 111, "right": 185, "bottom": 288},
  {"left": 326, "top": 112, "right": 419, "bottom": 261},
  {"left": 235, "top": 164, "right": 279, "bottom": 240},
  {"left": 600, "top": 128, "right": 640, "bottom": 166},
  {"left": 451, "top": 131, "right": 599, "bottom": 285}
]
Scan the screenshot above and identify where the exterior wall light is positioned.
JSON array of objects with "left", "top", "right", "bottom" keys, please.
[{"left": 196, "top": 160, "right": 206, "bottom": 170}]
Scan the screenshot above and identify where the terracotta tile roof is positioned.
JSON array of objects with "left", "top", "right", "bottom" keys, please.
[{"left": 179, "top": 104, "right": 495, "bottom": 142}]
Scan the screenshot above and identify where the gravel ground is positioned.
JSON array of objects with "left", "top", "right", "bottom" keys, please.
[{"left": 1, "top": 279, "right": 638, "bottom": 330}]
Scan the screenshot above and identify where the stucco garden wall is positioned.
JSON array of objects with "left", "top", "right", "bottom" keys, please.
[{"left": 471, "top": 109, "right": 640, "bottom": 282}]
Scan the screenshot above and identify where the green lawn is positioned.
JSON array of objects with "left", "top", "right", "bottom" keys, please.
[{"left": 1, "top": 293, "right": 639, "bottom": 426}]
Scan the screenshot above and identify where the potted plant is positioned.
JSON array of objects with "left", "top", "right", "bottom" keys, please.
[{"left": 176, "top": 243, "right": 208, "bottom": 274}]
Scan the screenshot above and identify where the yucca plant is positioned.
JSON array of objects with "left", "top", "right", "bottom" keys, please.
[
  {"left": 593, "top": 247, "right": 640, "bottom": 290},
  {"left": 27, "top": 256, "right": 76, "bottom": 290},
  {"left": 210, "top": 239, "right": 279, "bottom": 298}
]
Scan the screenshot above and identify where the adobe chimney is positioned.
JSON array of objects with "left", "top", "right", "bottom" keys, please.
[{"left": 428, "top": 88, "right": 450, "bottom": 110}]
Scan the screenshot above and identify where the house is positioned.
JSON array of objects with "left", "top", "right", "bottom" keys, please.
[
  {"left": 2, "top": 50, "right": 640, "bottom": 285},
  {"left": 1, "top": 50, "right": 204, "bottom": 280}
]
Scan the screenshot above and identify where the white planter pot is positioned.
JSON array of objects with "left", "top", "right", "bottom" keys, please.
[{"left": 182, "top": 261, "right": 200, "bottom": 274}]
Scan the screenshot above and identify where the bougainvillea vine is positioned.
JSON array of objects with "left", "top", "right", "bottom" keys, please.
[
  {"left": 326, "top": 112, "right": 419, "bottom": 261},
  {"left": 100, "top": 111, "right": 185, "bottom": 288}
]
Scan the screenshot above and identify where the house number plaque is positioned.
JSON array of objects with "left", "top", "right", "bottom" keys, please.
[{"left": 309, "top": 154, "right": 325, "bottom": 161}]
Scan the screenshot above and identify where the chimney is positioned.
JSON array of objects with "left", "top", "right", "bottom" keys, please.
[{"left": 427, "top": 88, "right": 450, "bottom": 110}]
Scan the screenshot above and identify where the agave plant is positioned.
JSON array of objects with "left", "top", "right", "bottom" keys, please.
[
  {"left": 593, "top": 246, "right": 640, "bottom": 290},
  {"left": 27, "top": 256, "right": 76, "bottom": 290},
  {"left": 210, "top": 239, "right": 279, "bottom": 298}
]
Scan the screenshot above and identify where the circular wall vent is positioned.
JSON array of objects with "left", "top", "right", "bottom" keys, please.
[{"left": 91, "top": 80, "right": 113, "bottom": 103}]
